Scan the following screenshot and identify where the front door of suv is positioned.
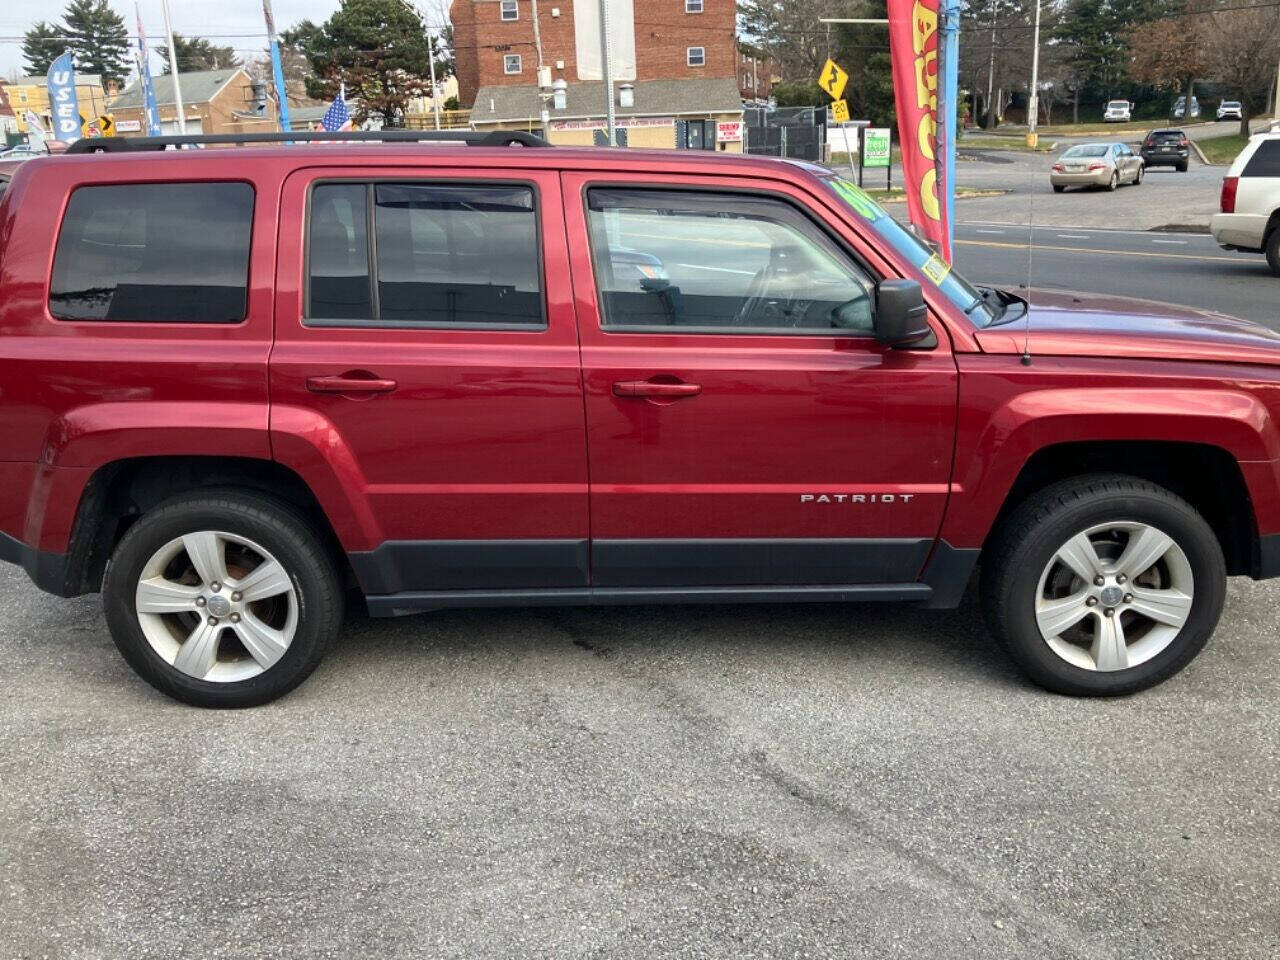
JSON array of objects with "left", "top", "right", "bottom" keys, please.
[
  {"left": 563, "top": 173, "right": 958, "bottom": 589},
  {"left": 271, "top": 166, "right": 589, "bottom": 598}
]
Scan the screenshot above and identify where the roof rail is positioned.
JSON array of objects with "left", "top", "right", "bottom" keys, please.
[{"left": 66, "top": 129, "right": 551, "bottom": 154}]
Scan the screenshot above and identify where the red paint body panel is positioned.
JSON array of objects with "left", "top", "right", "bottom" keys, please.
[{"left": 3, "top": 145, "right": 1280, "bottom": 585}]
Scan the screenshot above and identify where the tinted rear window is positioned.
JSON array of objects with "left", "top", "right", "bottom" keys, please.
[
  {"left": 50, "top": 182, "right": 254, "bottom": 323},
  {"left": 1243, "top": 139, "right": 1280, "bottom": 178}
]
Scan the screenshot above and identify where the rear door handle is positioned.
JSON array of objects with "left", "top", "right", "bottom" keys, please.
[
  {"left": 306, "top": 374, "right": 398, "bottom": 395},
  {"left": 612, "top": 380, "right": 702, "bottom": 399}
]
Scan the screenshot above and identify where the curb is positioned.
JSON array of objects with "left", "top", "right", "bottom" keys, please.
[{"left": 1188, "top": 139, "right": 1211, "bottom": 166}]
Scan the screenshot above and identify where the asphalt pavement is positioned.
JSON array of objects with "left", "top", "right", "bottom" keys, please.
[
  {"left": 2, "top": 559, "right": 1279, "bottom": 959},
  {"left": 954, "top": 222, "right": 1277, "bottom": 327}
]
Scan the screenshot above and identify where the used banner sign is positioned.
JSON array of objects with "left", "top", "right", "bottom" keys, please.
[
  {"left": 47, "top": 51, "right": 82, "bottom": 144},
  {"left": 887, "top": 0, "right": 951, "bottom": 261}
]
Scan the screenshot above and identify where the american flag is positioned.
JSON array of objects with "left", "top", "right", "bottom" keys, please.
[{"left": 321, "top": 85, "right": 352, "bottom": 132}]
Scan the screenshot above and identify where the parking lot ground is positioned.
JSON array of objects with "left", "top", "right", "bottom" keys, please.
[{"left": 2, "top": 562, "right": 1278, "bottom": 959}]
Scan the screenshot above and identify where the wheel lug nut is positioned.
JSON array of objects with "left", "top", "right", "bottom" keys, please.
[
  {"left": 1116, "top": 574, "right": 1127, "bottom": 584},
  {"left": 1104, "top": 608, "right": 1115, "bottom": 618},
  {"left": 210, "top": 581, "right": 222, "bottom": 592},
  {"left": 231, "top": 592, "right": 242, "bottom": 602},
  {"left": 230, "top": 613, "right": 241, "bottom": 624},
  {"left": 207, "top": 616, "right": 219, "bottom": 626},
  {"left": 1086, "top": 597, "right": 1099, "bottom": 607},
  {"left": 1094, "top": 576, "right": 1105, "bottom": 586},
  {"left": 195, "top": 596, "right": 206, "bottom": 607},
  {"left": 1124, "top": 593, "right": 1133, "bottom": 604}
]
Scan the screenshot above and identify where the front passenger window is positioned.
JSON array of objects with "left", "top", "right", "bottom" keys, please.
[{"left": 587, "top": 188, "right": 877, "bottom": 334}]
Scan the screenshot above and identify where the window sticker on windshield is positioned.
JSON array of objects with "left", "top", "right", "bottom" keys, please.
[
  {"left": 830, "top": 178, "right": 886, "bottom": 222},
  {"left": 921, "top": 252, "right": 951, "bottom": 286}
]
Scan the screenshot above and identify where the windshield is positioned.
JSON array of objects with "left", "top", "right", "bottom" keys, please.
[
  {"left": 1062, "top": 144, "right": 1109, "bottom": 158},
  {"left": 821, "top": 176, "right": 997, "bottom": 326},
  {"left": 1107, "top": 101, "right": 1128, "bottom": 108}
]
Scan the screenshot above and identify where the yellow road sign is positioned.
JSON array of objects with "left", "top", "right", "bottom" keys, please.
[
  {"left": 831, "top": 99, "right": 850, "bottom": 123},
  {"left": 818, "top": 58, "right": 849, "bottom": 101}
]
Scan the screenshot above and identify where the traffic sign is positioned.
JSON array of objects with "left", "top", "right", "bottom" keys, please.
[
  {"left": 831, "top": 99, "right": 850, "bottom": 124},
  {"left": 818, "top": 58, "right": 848, "bottom": 101}
]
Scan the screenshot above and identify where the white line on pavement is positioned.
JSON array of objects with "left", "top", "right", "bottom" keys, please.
[
  {"left": 1057, "top": 234, "right": 1090, "bottom": 239},
  {"left": 1151, "top": 239, "right": 1188, "bottom": 244},
  {"left": 974, "top": 229, "right": 1006, "bottom": 234}
]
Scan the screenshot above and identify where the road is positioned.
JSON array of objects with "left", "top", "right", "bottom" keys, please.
[
  {"left": 954, "top": 222, "right": 1277, "bottom": 327},
  {"left": 2, "top": 562, "right": 1279, "bottom": 959}
]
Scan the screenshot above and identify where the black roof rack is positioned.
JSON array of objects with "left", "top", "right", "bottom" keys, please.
[{"left": 66, "top": 129, "right": 551, "bottom": 154}]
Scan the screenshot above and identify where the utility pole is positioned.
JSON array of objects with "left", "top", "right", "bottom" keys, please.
[
  {"left": 160, "top": 0, "right": 186, "bottom": 133},
  {"left": 426, "top": 26, "right": 442, "bottom": 129},
  {"left": 598, "top": 0, "right": 616, "bottom": 145},
  {"left": 1027, "top": 0, "right": 1041, "bottom": 143},
  {"left": 985, "top": 6, "right": 997, "bottom": 130},
  {"left": 1273, "top": 53, "right": 1280, "bottom": 124},
  {"left": 532, "top": 0, "right": 550, "bottom": 136}
]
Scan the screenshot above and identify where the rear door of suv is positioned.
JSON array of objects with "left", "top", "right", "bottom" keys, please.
[
  {"left": 562, "top": 169, "right": 958, "bottom": 590},
  {"left": 270, "top": 163, "right": 590, "bottom": 598}
]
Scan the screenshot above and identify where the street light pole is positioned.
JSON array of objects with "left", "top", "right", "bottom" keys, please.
[
  {"left": 160, "top": 0, "right": 186, "bottom": 133},
  {"left": 598, "top": 0, "right": 616, "bottom": 144},
  {"left": 1028, "top": 0, "right": 1042, "bottom": 139},
  {"left": 426, "top": 27, "right": 442, "bottom": 130}
]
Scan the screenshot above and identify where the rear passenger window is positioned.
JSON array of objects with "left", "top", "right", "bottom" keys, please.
[
  {"left": 50, "top": 182, "right": 253, "bottom": 323},
  {"left": 1243, "top": 140, "right": 1280, "bottom": 178},
  {"left": 305, "top": 181, "right": 544, "bottom": 328}
]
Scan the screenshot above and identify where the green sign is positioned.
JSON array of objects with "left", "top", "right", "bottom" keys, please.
[{"left": 863, "top": 127, "right": 891, "bottom": 168}]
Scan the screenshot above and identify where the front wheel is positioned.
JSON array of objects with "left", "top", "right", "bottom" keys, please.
[
  {"left": 102, "top": 489, "right": 343, "bottom": 708},
  {"left": 1266, "top": 228, "right": 1280, "bottom": 277},
  {"left": 1133, "top": 164, "right": 1144, "bottom": 185},
  {"left": 981, "top": 475, "right": 1225, "bottom": 696}
]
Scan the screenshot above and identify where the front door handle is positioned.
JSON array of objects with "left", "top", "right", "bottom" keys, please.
[
  {"left": 612, "top": 380, "right": 702, "bottom": 399},
  {"left": 306, "top": 373, "right": 398, "bottom": 395}
]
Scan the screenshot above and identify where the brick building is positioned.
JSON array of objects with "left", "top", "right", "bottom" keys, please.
[
  {"left": 451, "top": 0, "right": 738, "bottom": 108},
  {"left": 737, "top": 46, "right": 777, "bottom": 104},
  {"left": 109, "top": 68, "right": 277, "bottom": 136}
]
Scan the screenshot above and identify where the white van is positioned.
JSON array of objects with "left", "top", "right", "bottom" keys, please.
[{"left": 1211, "top": 132, "right": 1280, "bottom": 275}]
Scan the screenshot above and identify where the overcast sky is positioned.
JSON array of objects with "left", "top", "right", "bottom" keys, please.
[{"left": 1, "top": 1, "right": 450, "bottom": 80}]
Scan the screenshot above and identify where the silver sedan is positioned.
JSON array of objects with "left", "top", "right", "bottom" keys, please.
[{"left": 1050, "top": 142, "right": 1144, "bottom": 192}]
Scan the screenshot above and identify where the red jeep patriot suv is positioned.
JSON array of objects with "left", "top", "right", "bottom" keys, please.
[{"left": 3, "top": 130, "right": 1279, "bottom": 708}]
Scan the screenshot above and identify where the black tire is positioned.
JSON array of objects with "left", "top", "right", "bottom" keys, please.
[
  {"left": 1177, "top": 161, "right": 1188, "bottom": 172},
  {"left": 102, "top": 489, "right": 343, "bottom": 708},
  {"left": 981, "top": 474, "right": 1225, "bottom": 696},
  {"left": 1266, "top": 226, "right": 1280, "bottom": 277},
  {"left": 1134, "top": 164, "right": 1143, "bottom": 185},
  {"left": 1053, "top": 184, "right": 1066, "bottom": 193},
  {"left": 1106, "top": 171, "right": 1119, "bottom": 191}
]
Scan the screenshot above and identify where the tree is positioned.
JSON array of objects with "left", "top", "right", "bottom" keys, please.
[
  {"left": 738, "top": 0, "right": 866, "bottom": 82},
  {"left": 22, "top": 21, "right": 65, "bottom": 75},
  {"left": 156, "top": 34, "right": 240, "bottom": 73},
  {"left": 1128, "top": 16, "right": 1207, "bottom": 121},
  {"left": 290, "top": 0, "right": 446, "bottom": 125},
  {"left": 61, "top": 0, "right": 130, "bottom": 87},
  {"left": 1201, "top": 7, "right": 1280, "bottom": 137}
]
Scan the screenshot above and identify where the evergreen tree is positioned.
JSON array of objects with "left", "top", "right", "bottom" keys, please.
[
  {"left": 22, "top": 21, "right": 66, "bottom": 75},
  {"left": 61, "top": 0, "right": 130, "bottom": 87},
  {"left": 156, "top": 35, "right": 240, "bottom": 74}
]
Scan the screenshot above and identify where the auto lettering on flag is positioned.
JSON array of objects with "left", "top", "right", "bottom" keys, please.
[
  {"left": 47, "top": 50, "right": 82, "bottom": 144},
  {"left": 887, "top": 0, "right": 950, "bottom": 261}
]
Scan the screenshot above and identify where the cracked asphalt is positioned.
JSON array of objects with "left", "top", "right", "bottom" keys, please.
[{"left": 2, "top": 562, "right": 1278, "bottom": 959}]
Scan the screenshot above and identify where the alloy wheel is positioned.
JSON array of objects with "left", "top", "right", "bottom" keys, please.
[
  {"left": 1034, "top": 521, "right": 1194, "bottom": 672},
  {"left": 134, "top": 530, "right": 299, "bottom": 683}
]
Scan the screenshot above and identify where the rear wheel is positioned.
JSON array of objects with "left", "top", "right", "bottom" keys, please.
[
  {"left": 1266, "top": 226, "right": 1280, "bottom": 277},
  {"left": 1177, "top": 161, "right": 1188, "bottom": 172},
  {"left": 102, "top": 489, "right": 343, "bottom": 708},
  {"left": 1053, "top": 184, "right": 1066, "bottom": 193},
  {"left": 981, "top": 475, "right": 1225, "bottom": 696},
  {"left": 1107, "top": 171, "right": 1119, "bottom": 191}
]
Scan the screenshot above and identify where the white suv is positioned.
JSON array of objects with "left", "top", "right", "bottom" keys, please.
[
  {"left": 1103, "top": 100, "right": 1132, "bottom": 123},
  {"left": 1211, "top": 132, "right": 1280, "bottom": 276}
]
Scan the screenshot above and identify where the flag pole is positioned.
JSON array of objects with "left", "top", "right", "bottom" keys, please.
[
  {"left": 263, "top": 0, "right": 293, "bottom": 132},
  {"left": 940, "top": 0, "right": 961, "bottom": 262},
  {"left": 159, "top": 0, "right": 186, "bottom": 133}
]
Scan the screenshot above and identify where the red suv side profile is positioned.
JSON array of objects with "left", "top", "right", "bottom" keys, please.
[{"left": 3, "top": 131, "right": 1280, "bottom": 708}]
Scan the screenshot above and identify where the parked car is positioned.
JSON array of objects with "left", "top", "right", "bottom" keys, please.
[
  {"left": 1211, "top": 131, "right": 1280, "bottom": 275},
  {"left": 4, "top": 130, "right": 1280, "bottom": 707},
  {"left": 1103, "top": 100, "right": 1133, "bottom": 123},
  {"left": 0, "top": 140, "right": 67, "bottom": 160},
  {"left": 1173, "top": 96, "right": 1201, "bottom": 119},
  {"left": 1140, "top": 128, "right": 1191, "bottom": 172},
  {"left": 1217, "top": 101, "right": 1244, "bottom": 121},
  {"left": 1050, "top": 142, "right": 1144, "bottom": 191}
]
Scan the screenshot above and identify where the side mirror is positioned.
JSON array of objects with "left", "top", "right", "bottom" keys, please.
[{"left": 874, "top": 279, "right": 931, "bottom": 347}]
